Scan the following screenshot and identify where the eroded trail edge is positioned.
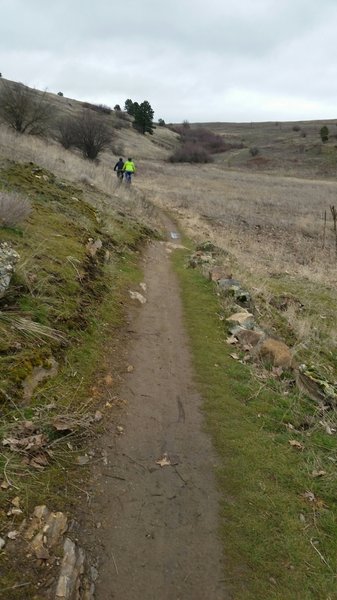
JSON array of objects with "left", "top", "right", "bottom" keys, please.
[{"left": 92, "top": 239, "right": 227, "bottom": 600}]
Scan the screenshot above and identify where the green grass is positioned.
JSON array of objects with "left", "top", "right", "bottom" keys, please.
[
  {"left": 172, "top": 248, "right": 337, "bottom": 600},
  {"left": 0, "top": 161, "right": 149, "bottom": 598}
]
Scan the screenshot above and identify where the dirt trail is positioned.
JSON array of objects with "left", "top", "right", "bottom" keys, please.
[{"left": 92, "top": 233, "right": 228, "bottom": 599}]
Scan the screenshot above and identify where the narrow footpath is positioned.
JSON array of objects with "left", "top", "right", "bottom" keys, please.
[{"left": 92, "top": 234, "right": 228, "bottom": 600}]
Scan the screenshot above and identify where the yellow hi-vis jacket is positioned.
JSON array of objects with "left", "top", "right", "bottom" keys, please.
[{"left": 123, "top": 160, "right": 136, "bottom": 172}]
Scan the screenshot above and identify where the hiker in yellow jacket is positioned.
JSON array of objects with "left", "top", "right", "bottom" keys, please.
[{"left": 123, "top": 158, "right": 136, "bottom": 184}]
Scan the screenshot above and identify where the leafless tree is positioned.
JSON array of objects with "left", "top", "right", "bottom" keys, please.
[
  {"left": 0, "top": 80, "right": 54, "bottom": 135},
  {"left": 57, "top": 109, "right": 113, "bottom": 160}
]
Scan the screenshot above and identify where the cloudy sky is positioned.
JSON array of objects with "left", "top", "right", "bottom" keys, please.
[{"left": 1, "top": 0, "right": 337, "bottom": 123}]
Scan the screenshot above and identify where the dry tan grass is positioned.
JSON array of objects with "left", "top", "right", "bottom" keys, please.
[
  {"left": 0, "top": 124, "right": 175, "bottom": 230},
  {"left": 1, "top": 113, "right": 336, "bottom": 365},
  {"left": 137, "top": 161, "right": 337, "bottom": 286}
]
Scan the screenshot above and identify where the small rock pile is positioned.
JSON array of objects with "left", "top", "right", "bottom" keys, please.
[
  {"left": 188, "top": 241, "right": 337, "bottom": 404},
  {"left": 3, "top": 504, "right": 95, "bottom": 599}
]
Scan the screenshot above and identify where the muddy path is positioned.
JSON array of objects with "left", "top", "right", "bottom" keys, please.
[{"left": 90, "top": 233, "right": 229, "bottom": 599}]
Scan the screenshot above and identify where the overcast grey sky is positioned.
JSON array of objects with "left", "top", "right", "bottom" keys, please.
[{"left": 2, "top": 0, "right": 337, "bottom": 123}]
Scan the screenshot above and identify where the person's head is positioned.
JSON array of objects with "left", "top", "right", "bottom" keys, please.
[
  {"left": 128, "top": 157, "right": 132, "bottom": 161},
  {"left": 119, "top": 157, "right": 123, "bottom": 161}
]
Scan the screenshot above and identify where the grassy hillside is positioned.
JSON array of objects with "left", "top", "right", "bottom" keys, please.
[{"left": 197, "top": 119, "right": 337, "bottom": 177}]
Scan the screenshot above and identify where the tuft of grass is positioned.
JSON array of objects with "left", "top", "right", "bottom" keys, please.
[
  {"left": 0, "top": 190, "right": 31, "bottom": 227},
  {"left": 172, "top": 247, "right": 337, "bottom": 600}
]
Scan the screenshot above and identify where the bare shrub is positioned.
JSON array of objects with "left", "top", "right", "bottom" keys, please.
[
  {"left": 0, "top": 80, "right": 54, "bottom": 135},
  {"left": 170, "top": 125, "right": 235, "bottom": 154},
  {"left": 169, "top": 125, "right": 243, "bottom": 163},
  {"left": 78, "top": 174, "right": 94, "bottom": 186},
  {"left": 81, "top": 101, "right": 112, "bottom": 115},
  {"left": 0, "top": 191, "right": 31, "bottom": 227},
  {"left": 249, "top": 146, "right": 259, "bottom": 156},
  {"left": 57, "top": 110, "right": 113, "bottom": 160},
  {"left": 292, "top": 125, "right": 301, "bottom": 132},
  {"left": 169, "top": 142, "right": 211, "bottom": 163},
  {"left": 57, "top": 117, "right": 75, "bottom": 149},
  {"left": 112, "top": 142, "right": 125, "bottom": 156}
]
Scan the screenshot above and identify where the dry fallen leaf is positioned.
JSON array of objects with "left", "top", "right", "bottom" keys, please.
[
  {"left": 11, "top": 497, "right": 21, "bottom": 508},
  {"left": 76, "top": 456, "right": 90, "bottom": 466},
  {"left": 289, "top": 440, "right": 304, "bottom": 450},
  {"left": 104, "top": 374, "right": 114, "bottom": 386},
  {"left": 155, "top": 453, "right": 171, "bottom": 468},
  {"left": 51, "top": 417, "right": 77, "bottom": 432},
  {"left": 30, "top": 454, "right": 49, "bottom": 469}
]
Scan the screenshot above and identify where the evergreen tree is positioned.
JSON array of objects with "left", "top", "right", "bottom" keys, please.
[
  {"left": 133, "top": 100, "right": 155, "bottom": 135},
  {"left": 320, "top": 125, "right": 329, "bottom": 143},
  {"left": 124, "top": 99, "right": 135, "bottom": 115}
]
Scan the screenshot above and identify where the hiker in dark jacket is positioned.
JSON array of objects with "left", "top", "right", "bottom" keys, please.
[{"left": 114, "top": 158, "right": 124, "bottom": 180}]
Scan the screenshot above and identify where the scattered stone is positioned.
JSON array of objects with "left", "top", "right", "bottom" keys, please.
[
  {"left": 22, "top": 357, "right": 58, "bottom": 402},
  {"left": 44, "top": 512, "right": 68, "bottom": 548},
  {"left": 11, "top": 496, "right": 21, "bottom": 508},
  {"left": 0, "top": 537, "right": 5, "bottom": 550},
  {"left": 217, "top": 278, "right": 241, "bottom": 293},
  {"left": 7, "top": 530, "right": 18, "bottom": 540},
  {"left": 236, "top": 328, "right": 264, "bottom": 348},
  {"left": 76, "top": 455, "right": 90, "bottom": 466},
  {"left": 208, "top": 267, "right": 231, "bottom": 282},
  {"left": 94, "top": 410, "right": 103, "bottom": 422},
  {"left": 129, "top": 290, "right": 146, "bottom": 304},
  {"left": 86, "top": 238, "right": 102, "bottom": 258},
  {"left": 226, "top": 311, "right": 254, "bottom": 329},
  {"left": 139, "top": 282, "right": 147, "bottom": 292},
  {"left": 31, "top": 532, "right": 50, "bottom": 560},
  {"left": 234, "top": 289, "right": 251, "bottom": 305},
  {"left": 0, "top": 242, "right": 20, "bottom": 298},
  {"left": 188, "top": 252, "right": 215, "bottom": 268},
  {"left": 254, "top": 338, "right": 292, "bottom": 368},
  {"left": 55, "top": 538, "right": 85, "bottom": 600}
]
